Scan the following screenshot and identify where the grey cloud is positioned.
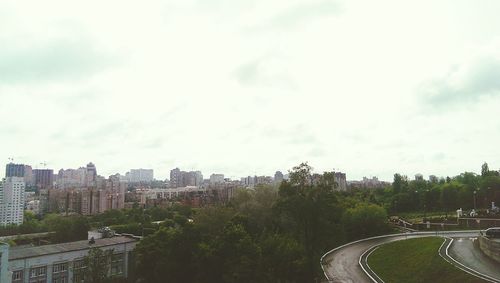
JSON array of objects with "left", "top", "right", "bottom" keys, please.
[
  {"left": 0, "top": 37, "right": 117, "bottom": 85},
  {"left": 269, "top": 0, "right": 340, "bottom": 29},
  {"left": 260, "top": 124, "right": 319, "bottom": 145},
  {"left": 433, "top": 152, "right": 446, "bottom": 161},
  {"left": 309, "top": 146, "right": 326, "bottom": 157},
  {"left": 233, "top": 56, "right": 297, "bottom": 89},
  {"left": 247, "top": 0, "right": 340, "bottom": 31},
  {"left": 420, "top": 56, "right": 500, "bottom": 107}
]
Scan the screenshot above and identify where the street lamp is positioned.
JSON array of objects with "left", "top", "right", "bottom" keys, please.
[
  {"left": 487, "top": 187, "right": 492, "bottom": 209},
  {"left": 473, "top": 190, "right": 477, "bottom": 211}
]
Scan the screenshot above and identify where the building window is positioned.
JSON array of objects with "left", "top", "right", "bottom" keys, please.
[
  {"left": 30, "top": 266, "right": 46, "bottom": 278},
  {"left": 12, "top": 270, "right": 23, "bottom": 282},
  {"left": 53, "top": 262, "right": 68, "bottom": 273},
  {"left": 53, "top": 262, "right": 69, "bottom": 283},
  {"left": 111, "top": 253, "right": 124, "bottom": 276},
  {"left": 73, "top": 259, "right": 87, "bottom": 283},
  {"left": 29, "top": 265, "right": 47, "bottom": 283}
]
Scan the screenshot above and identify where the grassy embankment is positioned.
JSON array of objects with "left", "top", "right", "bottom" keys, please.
[{"left": 368, "top": 237, "right": 484, "bottom": 283}]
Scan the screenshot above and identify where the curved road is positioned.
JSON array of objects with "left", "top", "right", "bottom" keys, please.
[
  {"left": 321, "top": 231, "right": 498, "bottom": 283},
  {"left": 448, "top": 236, "right": 500, "bottom": 280}
]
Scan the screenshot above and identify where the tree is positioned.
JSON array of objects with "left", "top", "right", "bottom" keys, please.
[
  {"left": 481, "top": 162, "right": 490, "bottom": 177},
  {"left": 392, "top": 174, "right": 408, "bottom": 194},
  {"left": 259, "top": 233, "right": 307, "bottom": 282},
  {"left": 275, "top": 167, "right": 343, "bottom": 280},
  {"left": 135, "top": 226, "right": 200, "bottom": 283},
  {"left": 197, "top": 223, "right": 262, "bottom": 283},
  {"left": 43, "top": 214, "right": 89, "bottom": 243},
  {"left": 342, "top": 203, "right": 390, "bottom": 240},
  {"left": 440, "top": 183, "right": 461, "bottom": 216},
  {"left": 84, "top": 247, "right": 113, "bottom": 283}
]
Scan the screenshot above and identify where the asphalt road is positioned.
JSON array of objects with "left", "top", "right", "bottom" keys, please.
[
  {"left": 448, "top": 236, "right": 500, "bottom": 280},
  {"left": 321, "top": 231, "right": 483, "bottom": 283}
]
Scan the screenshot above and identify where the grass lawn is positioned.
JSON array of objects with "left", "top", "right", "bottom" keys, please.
[{"left": 367, "top": 237, "right": 484, "bottom": 283}]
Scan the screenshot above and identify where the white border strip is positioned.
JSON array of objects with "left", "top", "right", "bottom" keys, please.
[
  {"left": 320, "top": 230, "right": 481, "bottom": 281},
  {"left": 442, "top": 237, "right": 500, "bottom": 283},
  {"left": 359, "top": 246, "right": 385, "bottom": 283}
]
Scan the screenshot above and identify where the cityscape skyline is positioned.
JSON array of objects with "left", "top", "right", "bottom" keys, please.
[
  {"left": 3, "top": 159, "right": 496, "bottom": 183},
  {"left": 2, "top": 1, "right": 500, "bottom": 182}
]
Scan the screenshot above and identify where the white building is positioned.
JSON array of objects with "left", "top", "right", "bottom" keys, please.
[
  {"left": 127, "top": 169, "right": 154, "bottom": 183},
  {"left": 26, "top": 200, "right": 40, "bottom": 215},
  {"left": 0, "top": 177, "right": 25, "bottom": 225},
  {"left": 6, "top": 236, "right": 137, "bottom": 283},
  {"left": 210, "top": 174, "right": 224, "bottom": 185}
]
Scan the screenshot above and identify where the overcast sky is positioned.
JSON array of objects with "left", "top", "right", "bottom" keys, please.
[{"left": 2, "top": 0, "right": 500, "bottom": 181}]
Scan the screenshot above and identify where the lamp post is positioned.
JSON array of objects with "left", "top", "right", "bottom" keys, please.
[
  {"left": 473, "top": 190, "right": 477, "bottom": 211},
  {"left": 487, "top": 187, "right": 491, "bottom": 209}
]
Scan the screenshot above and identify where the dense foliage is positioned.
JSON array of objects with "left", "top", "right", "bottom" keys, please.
[
  {"left": 364, "top": 162, "right": 500, "bottom": 216},
  {"left": 134, "top": 163, "right": 390, "bottom": 282}
]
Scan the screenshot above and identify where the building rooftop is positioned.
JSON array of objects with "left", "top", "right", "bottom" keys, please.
[{"left": 9, "top": 236, "right": 137, "bottom": 261}]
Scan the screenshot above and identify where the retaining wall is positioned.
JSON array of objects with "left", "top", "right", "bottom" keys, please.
[{"left": 478, "top": 235, "right": 500, "bottom": 264}]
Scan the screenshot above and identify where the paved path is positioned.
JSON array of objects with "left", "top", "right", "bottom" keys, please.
[
  {"left": 321, "top": 231, "right": 486, "bottom": 283},
  {"left": 448, "top": 237, "right": 500, "bottom": 281}
]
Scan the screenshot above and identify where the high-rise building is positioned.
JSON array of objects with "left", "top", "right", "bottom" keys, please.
[
  {"left": 274, "top": 171, "right": 284, "bottom": 183},
  {"left": 170, "top": 168, "right": 182, "bottom": 188},
  {"left": 182, "top": 171, "right": 203, "bottom": 186},
  {"left": 128, "top": 169, "right": 154, "bottom": 183},
  {"left": 5, "top": 163, "right": 25, "bottom": 178},
  {"left": 56, "top": 168, "right": 87, "bottom": 189},
  {"left": 24, "top": 165, "right": 34, "bottom": 186},
  {"left": 210, "top": 174, "right": 224, "bottom": 185},
  {"left": 5, "top": 163, "right": 34, "bottom": 186},
  {"left": 33, "top": 169, "right": 54, "bottom": 189},
  {"left": 193, "top": 171, "right": 203, "bottom": 186},
  {"left": 334, "top": 172, "right": 347, "bottom": 191},
  {"left": 0, "top": 177, "right": 25, "bottom": 225},
  {"left": 86, "top": 162, "right": 97, "bottom": 186}
]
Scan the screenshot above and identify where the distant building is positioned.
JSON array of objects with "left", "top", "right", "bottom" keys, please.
[
  {"left": 45, "top": 177, "right": 126, "bottom": 215},
  {"left": 274, "top": 171, "right": 284, "bottom": 183},
  {"left": 33, "top": 169, "right": 54, "bottom": 189},
  {"left": 132, "top": 185, "right": 235, "bottom": 208},
  {"left": 415, "top": 174, "right": 424, "bottom": 181},
  {"left": 5, "top": 163, "right": 25, "bottom": 178},
  {"left": 348, "top": 176, "right": 390, "bottom": 189},
  {"left": 0, "top": 177, "right": 25, "bottom": 225},
  {"left": 210, "top": 174, "right": 224, "bottom": 185},
  {"left": 24, "top": 165, "right": 33, "bottom": 186},
  {"left": 240, "top": 175, "right": 273, "bottom": 187},
  {"left": 170, "top": 168, "right": 182, "bottom": 188},
  {"left": 182, "top": 171, "right": 203, "bottom": 187},
  {"left": 56, "top": 168, "right": 87, "bottom": 189},
  {"left": 5, "top": 236, "right": 137, "bottom": 283},
  {"left": 334, "top": 172, "right": 347, "bottom": 191},
  {"left": 429, "top": 175, "right": 439, "bottom": 183},
  {"left": 26, "top": 200, "right": 40, "bottom": 215},
  {"left": 86, "top": 162, "right": 97, "bottom": 186},
  {"left": 127, "top": 169, "right": 154, "bottom": 183},
  {"left": 5, "top": 163, "right": 33, "bottom": 186},
  {"left": 170, "top": 168, "right": 204, "bottom": 188}
]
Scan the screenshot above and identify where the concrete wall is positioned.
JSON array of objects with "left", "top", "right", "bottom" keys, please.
[
  {"left": 478, "top": 235, "right": 500, "bottom": 264},
  {"left": 0, "top": 243, "right": 9, "bottom": 283},
  {"left": 9, "top": 241, "right": 136, "bottom": 283}
]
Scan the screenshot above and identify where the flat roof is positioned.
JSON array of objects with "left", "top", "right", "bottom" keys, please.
[{"left": 9, "top": 236, "right": 137, "bottom": 261}]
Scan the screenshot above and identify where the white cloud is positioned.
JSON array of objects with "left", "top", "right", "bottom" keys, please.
[{"left": 2, "top": 0, "right": 500, "bottom": 180}]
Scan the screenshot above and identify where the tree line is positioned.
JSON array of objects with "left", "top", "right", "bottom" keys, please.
[
  {"left": 134, "top": 163, "right": 390, "bottom": 282},
  {"left": 366, "top": 162, "right": 500, "bottom": 216}
]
